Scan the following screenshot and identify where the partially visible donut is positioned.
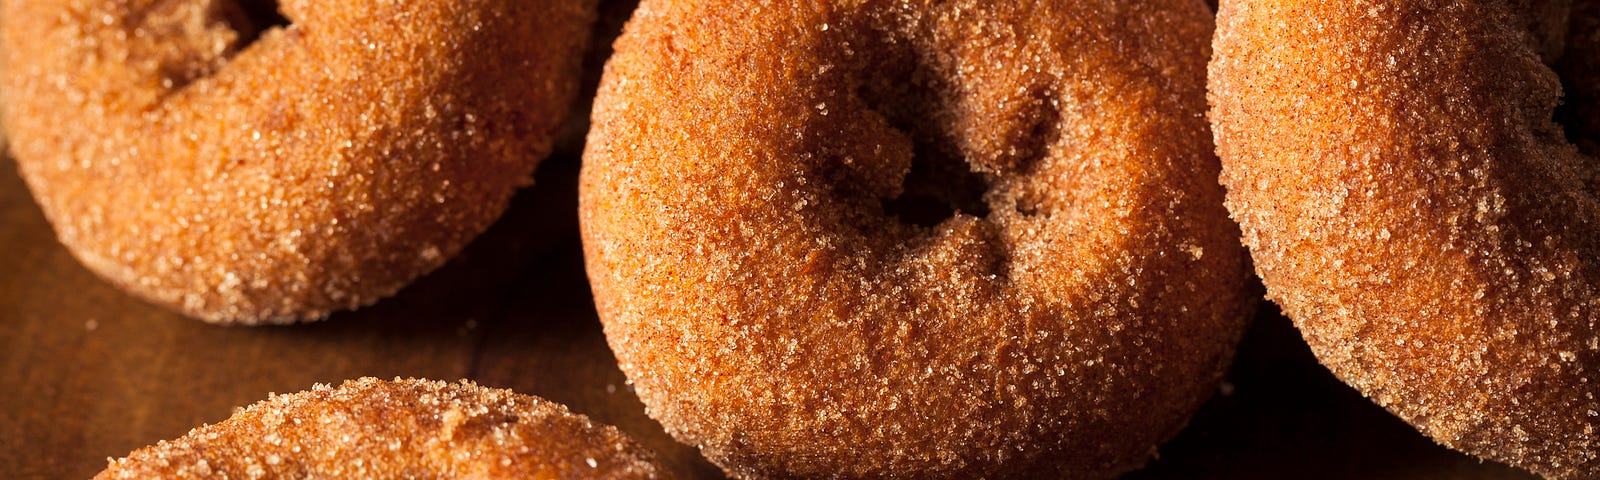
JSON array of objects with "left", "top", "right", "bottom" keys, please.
[
  {"left": 1211, "top": 0, "right": 1599, "bottom": 478},
  {"left": 1, "top": 0, "right": 597, "bottom": 323},
  {"left": 582, "top": 0, "right": 1254, "bottom": 477},
  {"left": 95, "top": 378, "right": 673, "bottom": 479}
]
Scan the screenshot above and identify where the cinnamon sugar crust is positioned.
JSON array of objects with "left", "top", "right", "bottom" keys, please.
[
  {"left": 1212, "top": 1, "right": 1600, "bottom": 478},
  {"left": 1, "top": 0, "right": 597, "bottom": 323},
  {"left": 95, "top": 378, "right": 672, "bottom": 479},
  {"left": 582, "top": 0, "right": 1253, "bottom": 477}
]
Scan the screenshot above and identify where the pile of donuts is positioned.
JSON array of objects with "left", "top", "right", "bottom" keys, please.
[{"left": 3, "top": 0, "right": 1595, "bottom": 478}]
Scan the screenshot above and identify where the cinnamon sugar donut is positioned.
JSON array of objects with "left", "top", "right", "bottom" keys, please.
[
  {"left": 96, "top": 378, "right": 672, "bottom": 479},
  {"left": 1211, "top": 0, "right": 1599, "bottom": 477},
  {"left": 1, "top": 0, "right": 596, "bottom": 324},
  {"left": 581, "top": 0, "right": 1254, "bottom": 477}
]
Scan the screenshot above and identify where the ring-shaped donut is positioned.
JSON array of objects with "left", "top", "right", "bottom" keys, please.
[
  {"left": 582, "top": 0, "right": 1254, "bottom": 477},
  {"left": 2, "top": 0, "right": 596, "bottom": 323},
  {"left": 1211, "top": 1, "right": 1600, "bottom": 477},
  {"left": 95, "top": 378, "right": 673, "bottom": 479}
]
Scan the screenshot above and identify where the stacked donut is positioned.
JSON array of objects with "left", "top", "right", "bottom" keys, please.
[
  {"left": 2, "top": 0, "right": 597, "bottom": 323},
  {"left": 10, "top": 0, "right": 1599, "bottom": 478},
  {"left": 582, "top": 0, "right": 1254, "bottom": 477},
  {"left": 1212, "top": 0, "right": 1599, "bottom": 478},
  {"left": 96, "top": 378, "right": 673, "bottom": 479}
]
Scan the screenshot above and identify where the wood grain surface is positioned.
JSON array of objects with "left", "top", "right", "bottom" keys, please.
[{"left": 0, "top": 1, "right": 1541, "bottom": 478}]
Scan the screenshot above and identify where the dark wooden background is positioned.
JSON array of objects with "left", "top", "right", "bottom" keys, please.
[{"left": 0, "top": 1, "right": 1540, "bottom": 478}]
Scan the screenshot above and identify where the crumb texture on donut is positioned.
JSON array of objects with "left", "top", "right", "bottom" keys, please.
[
  {"left": 1211, "top": 0, "right": 1599, "bottom": 478},
  {"left": 94, "top": 378, "right": 672, "bottom": 479},
  {"left": 582, "top": 0, "right": 1252, "bottom": 478},
  {"left": 1, "top": 0, "right": 597, "bottom": 323}
]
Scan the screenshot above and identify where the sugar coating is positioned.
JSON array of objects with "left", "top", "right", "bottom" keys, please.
[
  {"left": 1211, "top": 1, "right": 1600, "bottom": 478},
  {"left": 95, "top": 377, "right": 673, "bottom": 479},
  {"left": 581, "top": 0, "right": 1254, "bottom": 478},
  {"left": 1, "top": 0, "right": 597, "bottom": 324}
]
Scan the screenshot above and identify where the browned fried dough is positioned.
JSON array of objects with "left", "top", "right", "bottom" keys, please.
[
  {"left": 96, "top": 378, "right": 672, "bottom": 479},
  {"left": 581, "top": 0, "right": 1253, "bottom": 477},
  {"left": 1, "top": 0, "right": 597, "bottom": 323},
  {"left": 1212, "top": 1, "right": 1600, "bottom": 478}
]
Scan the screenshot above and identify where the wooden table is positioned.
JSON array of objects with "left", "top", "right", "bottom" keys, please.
[{"left": 0, "top": 1, "right": 1541, "bottom": 478}]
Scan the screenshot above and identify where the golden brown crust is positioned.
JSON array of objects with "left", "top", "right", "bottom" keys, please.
[
  {"left": 581, "top": 0, "right": 1252, "bottom": 477},
  {"left": 1, "top": 0, "right": 597, "bottom": 324},
  {"left": 94, "top": 378, "right": 673, "bottom": 479},
  {"left": 1211, "top": 1, "right": 1599, "bottom": 478}
]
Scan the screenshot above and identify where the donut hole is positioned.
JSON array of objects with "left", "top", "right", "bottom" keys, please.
[
  {"left": 853, "top": 44, "right": 988, "bottom": 228},
  {"left": 1555, "top": 64, "right": 1598, "bottom": 158},
  {"left": 864, "top": 84, "right": 1058, "bottom": 227},
  {"left": 852, "top": 36, "right": 1067, "bottom": 229},
  {"left": 1555, "top": 89, "right": 1593, "bottom": 163},
  {"left": 879, "top": 147, "right": 993, "bottom": 228},
  {"left": 1551, "top": 9, "right": 1600, "bottom": 190},
  {"left": 228, "top": 0, "right": 291, "bottom": 49},
  {"left": 144, "top": 0, "right": 291, "bottom": 91}
]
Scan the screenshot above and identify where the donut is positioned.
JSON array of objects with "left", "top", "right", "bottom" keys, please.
[
  {"left": 581, "top": 0, "right": 1254, "bottom": 477},
  {"left": 1210, "top": 1, "right": 1600, "bottom": 478},
  {"left": 1, "top": 0, "right": 597, "bottom": 324},
  {"left": 95, "top": 378, "right": 673, "bottom": 479}
]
